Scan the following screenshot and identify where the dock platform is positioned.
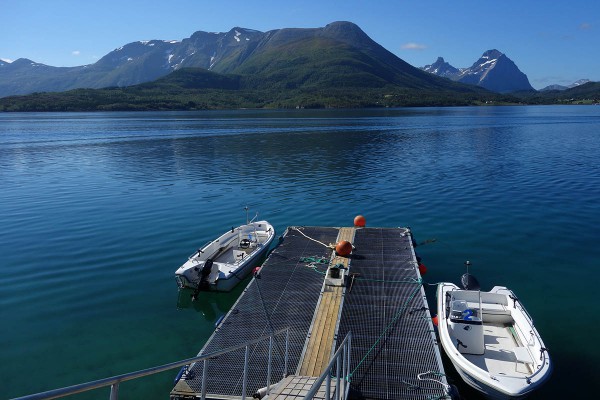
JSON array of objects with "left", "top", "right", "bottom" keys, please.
[{"left": 171, "top": 226, "right": 447, "bottom": 400}]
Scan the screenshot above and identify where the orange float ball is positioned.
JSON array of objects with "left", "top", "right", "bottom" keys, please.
[
  {"left": 432, "top": 315, "right": 439, "bottom": 327},
  {"left": 418, "top": 263, "right": 427, "bottom": 275},
  {"left": 354, "top": 215, "right": 366, "bottom": 227},
  {"left": 335, "top": 240, "right": 353, "bottom": 256}
]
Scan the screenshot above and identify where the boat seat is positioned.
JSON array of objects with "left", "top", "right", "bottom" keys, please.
[
  {"left": 513, "top": 346, "right": 533, "bottom": 372},
  {"left": 481, "top": 303, "right": 509, "bottom": 315}
]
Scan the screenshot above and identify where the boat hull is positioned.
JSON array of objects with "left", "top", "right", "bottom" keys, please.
[
  {"left": 175, "top": 221, "right": 275, "bottom": 292},
  {"left": 436, "top": 283, "right": 551, "bottom": 399}
]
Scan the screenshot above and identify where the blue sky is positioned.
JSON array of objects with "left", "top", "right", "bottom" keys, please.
[{"left": 1, "top": 0, "right": 598, "bottom": 89}]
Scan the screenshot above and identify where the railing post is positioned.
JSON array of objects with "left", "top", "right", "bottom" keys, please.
[
  {"left": 336, "top": 353, "right": 341, "bottom": 400},
  {"left": 325, "top": 372, "right": 331, "bottom": 400},
  {"left": 346, "top": 334, "right": 352, "bottom": 398},
  {"left": 201, "top": 359, "right": 208, "bottom": 400},
  {"left": 284, "top": 328, "right": 290, "bottom": 378},
  {"left": 267, "top": 336, "right": 273, "bottom": 396},
  {"left": 242, "top": 345, "right": 249, "bottom": 400},
  {"left": 342, "top": 342, "right": 347, "bottom": 399},
  {"left": 109, "top": 383, "right": 119, "bottom": 400}
]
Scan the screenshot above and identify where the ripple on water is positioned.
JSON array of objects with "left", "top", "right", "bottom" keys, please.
[{"left": 1, "top": 107, "right": 599, "bottom": 399}]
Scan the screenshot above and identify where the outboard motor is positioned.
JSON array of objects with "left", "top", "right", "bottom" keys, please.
[
  {"left": 461, "top": 273, "right": 481, "bottom": 291},
  {"left": 198, "top": 259, "right": 215, "bottom": 288},
  {"left": 201, "top": 259, "right": 214, "bottom": 280},
  {"left": 192, "top": 259, "right": 215, "bottom": 301},
  {"left": 461, "top": 260, "right": 481, "bottom": 290}
]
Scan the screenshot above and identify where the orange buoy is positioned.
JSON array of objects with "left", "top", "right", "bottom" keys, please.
[
  {"left": 432, "top": 315, "right": 439, "bottom": 327},
  {"left": 252, "top": 266, "right": 261, "bottom": 276},
  {"left": 335, "top": 240, "right": 353, "bottom": 256},
  {"left": 418, "top": 263, "right": 427, "bottom": 275},
  {"left": 354, "top": 215, "right": 366, "bottom": 227}
]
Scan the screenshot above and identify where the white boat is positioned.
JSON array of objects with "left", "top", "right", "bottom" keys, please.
[
  {"left": 175, "top": 220, "right": 275, "bottom": 293},
  {"left": 437, "top": 282, "right": 551, "bottom": 399}
]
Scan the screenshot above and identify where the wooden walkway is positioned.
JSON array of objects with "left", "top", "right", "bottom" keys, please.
[
  {"left": 298, "top": 227, "right": 354, "bottom": 377},
  {"left": 264, "top": 375, "right": 336, "bottom": 400}
]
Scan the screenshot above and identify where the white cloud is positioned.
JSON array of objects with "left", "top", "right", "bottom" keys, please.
[
  {"left": 401, "top": 42, "right": 426, "bottom": 50},
  {"left": 72, "top": 50, "right": 81, "bottom": 56},
  {"left": 580, "top": 22, "right": 591, "bottom": 30}
]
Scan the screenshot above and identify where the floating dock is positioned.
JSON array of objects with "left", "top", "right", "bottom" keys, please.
[{"left": 171, "top": 226, "right": 448, "bottom": 400}]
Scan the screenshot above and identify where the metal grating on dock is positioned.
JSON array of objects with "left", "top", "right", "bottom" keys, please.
[
  {"left": 337, "top": 228, "right": 447, "bottom": 400},
  {"left": 172, "top": 227, "right": 340, "bottom": 399},
  {"left": 171, "top": 226, "right": 447, "bottom": 400}
]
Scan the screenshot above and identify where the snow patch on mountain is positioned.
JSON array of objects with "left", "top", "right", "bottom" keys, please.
[
  {"left": 571, "top": 79, "right": 590, "bottom": 87},
  {"left": 478, "top": 59, "right": 497, "bottom": 68}
]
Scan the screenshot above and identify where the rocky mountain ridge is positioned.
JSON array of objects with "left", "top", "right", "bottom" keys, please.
[
  {"left": 421, "top": 50, "right": 534, "bottom": 93},
  {"left": 539, "top": 79, "right": 591, "bottom": 91},
  {"left": 0, "top": 22, "right": 486, "bottom": 98}
]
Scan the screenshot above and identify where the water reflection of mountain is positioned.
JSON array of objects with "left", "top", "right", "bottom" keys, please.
[{"left": 97, "top": 112, "right": 389, "bottom": 188}]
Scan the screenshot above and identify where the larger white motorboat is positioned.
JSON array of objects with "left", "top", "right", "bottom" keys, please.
[
  {"left": 175, "top": 220, "right": 275, "bottom": 293},
  {"left": 437, "top": 282, "right": 551, "bottom": 399}
]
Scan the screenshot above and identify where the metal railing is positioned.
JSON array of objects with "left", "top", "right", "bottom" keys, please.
[
  {"left": 13, "top": 327, "right": 290, "bottom": 400},
  {"left": 303, "top": 332, "right": 352, "bottom": 400}
]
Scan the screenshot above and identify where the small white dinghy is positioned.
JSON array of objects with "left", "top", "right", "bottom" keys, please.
[
  {"left": 437, "top": 281, "right": 551, "bottom": 399},
  {"left": 175, "top": 220, "right": 275, "bottom": 293}
]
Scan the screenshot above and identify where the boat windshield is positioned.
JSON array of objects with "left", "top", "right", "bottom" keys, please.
[{"left": 450, "top": 299, "right": 479, "bottom": 321}]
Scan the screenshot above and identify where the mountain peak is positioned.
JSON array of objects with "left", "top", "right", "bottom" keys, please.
[
  {"left": 420, "top": 57, "right": 459, "bottom": 78},
  {"left": 322, "top": 21, "right": 370, "bottom": 43},
  {"left": 481, "top": 49, "right": 503, "bottom": 60},
  {"left": 324, "top": 21, "right": 360, "bottom": 30},
  {"left": 571, "top": 78, "right": 590, "bottom": 87},
  {"left": 422, "top": 49, "right": 533, "bottom": 93},
  {"left": 540, "top": 79, "right": 593, "bottom": 91}
]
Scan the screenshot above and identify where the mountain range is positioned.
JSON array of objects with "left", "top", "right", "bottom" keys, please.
[
  {"left": 539, "top": 79, "right": 591, "bottom": 92},
  {"left": 421, "top": 50, "right": 534, "bottom": 93},
  {"left": 1, "top": 22, "right": 486, "bottom": 99},
  {"left": 2, "top": 22, "right": 597, "bottom": 111},
  {"left": 1, "top": 22, "right": 511, "bottom": 111}
]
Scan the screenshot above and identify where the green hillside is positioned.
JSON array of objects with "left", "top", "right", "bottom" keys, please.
[{"left": 0, "top": 23, "right": 514, "bottom": 112}]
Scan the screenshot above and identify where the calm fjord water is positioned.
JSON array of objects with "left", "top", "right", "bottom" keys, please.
[{"left": 1, "top": 107, "right": 598, "bottom": 399}]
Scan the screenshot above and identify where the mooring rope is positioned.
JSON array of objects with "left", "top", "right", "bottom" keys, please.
[
  {"left": 417, "top": 370, "right": 451, "bottom": 394},
  {"left": 292, "top": 227, "right": 334, "bottom": 249}
]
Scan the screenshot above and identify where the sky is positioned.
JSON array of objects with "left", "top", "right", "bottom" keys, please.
[{"left": 1, "top": 0, "right": 599, "bottom": 89}]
